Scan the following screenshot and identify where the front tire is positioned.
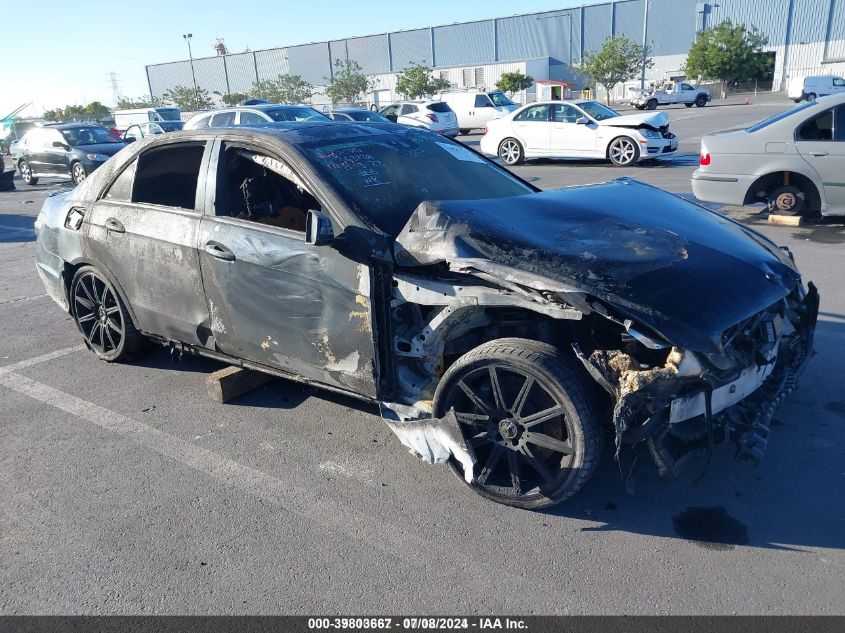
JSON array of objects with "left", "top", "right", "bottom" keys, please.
[
  {"left": 498, "top": 138, "right": 524, "bottom": 165},
  {"left": 694, "top": 95, "right": 707, "bottom": 107},
  {"left": 767, "top": 185, "right": 806, "bottom": 216},
  {"left": 608, "top": 136, "right": 640, "bottom": 166},
  {"left": 646, "top": 98, "right": 658, "bottom": 110},
  {"left": 18, "top": 160, "right": 38, "bottom": 185},
  {"left": 71, "top": 162, "right": 87, "bottom": 186},
  {"left": 70, "top": 266, "right": 146, "bottom": 362},
  {"left": 433, "top": 338, "right": 602, "bottom": 509}
]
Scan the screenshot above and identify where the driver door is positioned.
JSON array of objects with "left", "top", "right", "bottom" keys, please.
[
  {"left": 550, "top": 104, "right": 597, "bottom": 155},
  {"left": 196, "top": 140, "right": 378, "bottom": 397}
]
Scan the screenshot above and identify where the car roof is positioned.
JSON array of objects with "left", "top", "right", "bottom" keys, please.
[
  {"left": 44, "top": 122, "right": 107, "bottom": 130},
  {"left": 169, "top": 120, "right": 405, "bottom": 145},
  {"left": 333, "top": 108, "right": 372, "bottom": 113}
]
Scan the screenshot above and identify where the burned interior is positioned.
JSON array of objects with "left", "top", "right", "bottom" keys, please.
[{"left": 33, "top": 123, "right": 818, "bottom": 509}]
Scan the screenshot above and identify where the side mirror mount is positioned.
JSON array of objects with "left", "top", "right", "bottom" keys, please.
[
  {"left": 385, "top": 114, "right": 398, "bottom": 122},
  {"left": 52, "top": 141, "right": 70, "bottom": 150},
  {"left": 124, "top": 136, "right": 136, "bottom": 144},
  {"left": 576, "top": 117, "right": 589, "bottom": 125},
  {"left": 306, "top": 210, "right": 334, "bottom": 246}
]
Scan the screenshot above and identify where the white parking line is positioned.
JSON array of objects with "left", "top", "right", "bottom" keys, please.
[{"left": 0, "top": 344, "right": 85, "bottom": 375}]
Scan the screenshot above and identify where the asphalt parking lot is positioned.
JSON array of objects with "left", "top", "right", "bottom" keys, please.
[{"left": 2, "top": 96, "right": 844, "bottom": 615}]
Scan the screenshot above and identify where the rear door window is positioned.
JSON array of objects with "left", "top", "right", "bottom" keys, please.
[
  {"left": 210, "top": 111, "right": 236, "bottom": 127},
  {"left": 514, "top": 105, "right": 550, "bottom": 122},
  {"left": 428, "top": 102, "right": 452, "bottom": 113},
  {"left": 103, "top": 160, "right": 137, "bottom": 201},
  {"left": 796, "top": 109, "right": 834, "bottom": 141},
  {"left": 132, "top": 143, "right": 206, "bottom": 209}
]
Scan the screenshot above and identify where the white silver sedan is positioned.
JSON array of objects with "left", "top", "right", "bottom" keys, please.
[
  {"left": 692, "top": 94, "right": 845, "bottom": 217},
  {"left": 479, "top": 99, "right": 678, "bottom": 166}
]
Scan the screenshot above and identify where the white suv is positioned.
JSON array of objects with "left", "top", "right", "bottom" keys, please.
[{"left": 379, "top": 101, "right": 459, "bottom": 137}]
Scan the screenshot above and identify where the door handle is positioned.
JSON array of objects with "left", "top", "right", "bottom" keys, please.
[
  {"left": 204, "top": 241, "right": 235, "bottom": 262},
  {"left": 104, "top": 218, "right": 125, "bottom": 233},
  {"left": 809, "top": 150, "right": 828, "bottom": 157}
]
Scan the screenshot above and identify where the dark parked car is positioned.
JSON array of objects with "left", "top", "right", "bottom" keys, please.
[
  {"left": 34, "top": 123, "right": 817, "bottom": 509},
  {"left": 13, "top": 123, "right": 125, "bottom": 186},
  {"left": 328, "top": 108, "right": 392, "bottom": 123}
]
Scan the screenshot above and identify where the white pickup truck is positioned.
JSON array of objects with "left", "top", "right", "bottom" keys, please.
[{"left": 631, "top": 81, "right": 711, "bottom": 110}]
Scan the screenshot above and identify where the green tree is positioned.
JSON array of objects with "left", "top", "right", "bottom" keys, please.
[
  {"left": 325, "top": 59, "right": 372, "bottom": 105},
  {"left": 395, "top": 62, "right": 451, "bottom": 100},
  {"left": 495, "top": 71, "right": 534, "bottom": 96},
  {"left": 162, "top": 85, "right": 213, "bottom": 111},
  {"left": 43, "top": 108, "right": 64, "bottom": 122},
  {"left": 63, "top": 105, "right": 85, "bottom": 121},
  {"left": 249, "top": 74, "right": 314, "bottom": 104},
  {"left": 573, "top": 35, "right": 652, "bottom": 104},
  {"left": 83, "top": 101, "right": 111, "bottom": 120},
  {"left": 221, "top": 92, "right": 248, "bottom": 106},
  {"left": 116, "top": 95, "right": 165, "bottom": 109},
  {"left": 683, "top": 20, "right": 769, "bottom": 99}
]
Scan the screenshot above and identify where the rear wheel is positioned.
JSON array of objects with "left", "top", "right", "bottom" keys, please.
[
  {"left": 70, "top": 266, "right": 146, "bottom": 362},
  {"left": 19, "top": 160, "right": 38, "bottom": 185},
  {"left": 806, "top": 92, "right": 817, "bottom": 101},
  {"left": 498, "top": 138, "right": 524, "bottom": 165},
  {"left": 608, "top": 136, "right": 640, "bottom": 166},
  {"left": 433, "top": 339, "right": 602, "bottom": 509},
  {"left": 71, "top": 161, "right": 87, "bottom": 186},
  {"left": 767, "top": 185, "right": 806, "bottom": 216}
]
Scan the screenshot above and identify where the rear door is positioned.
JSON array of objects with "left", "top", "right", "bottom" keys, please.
[
  {"left": 511, "top": 104, "right": 551, "bottom": 153},
  {"left": 796, "top": 104, "right": 845, "bottom": 210},
  {"left": 84, "top": 140, "right": 213, "bottom": 344},
  {"left": 196, "top": 139, "right": 378, "bottom": 396}
]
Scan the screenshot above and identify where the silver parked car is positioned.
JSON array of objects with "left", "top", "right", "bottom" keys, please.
[
  {"left": 692, "top": 94, "right": 845, "bottom": 216},
  {"left": 183, "top": 104, "right": 329, "bottom": 130}
]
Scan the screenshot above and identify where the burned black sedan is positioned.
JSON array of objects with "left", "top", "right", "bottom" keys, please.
[{"left": 34, "top": 122, "right": 817, "bottom": 509}]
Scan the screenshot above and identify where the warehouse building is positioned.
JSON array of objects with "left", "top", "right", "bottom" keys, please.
[{"left": 145, "top": 0, "right": 845, "bottom": 107}]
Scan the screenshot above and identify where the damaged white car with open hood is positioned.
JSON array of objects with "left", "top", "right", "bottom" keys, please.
[
  {"left": 34, "top": 122, "right": 817, "bottom": 509},
  {"left": 480, "top": 99, "right": 678, "bottom": 166}
]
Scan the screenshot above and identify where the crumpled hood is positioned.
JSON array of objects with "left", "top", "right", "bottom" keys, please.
[
  {"left": 598, "top": 111, "right": 669, "bottom": 128},
  {"left": 393, "top": 179, "right": 801, "bottom": 353}
]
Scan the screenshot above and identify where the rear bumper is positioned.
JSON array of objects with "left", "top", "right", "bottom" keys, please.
[{"left": 691, "top": 170, "right": 755, "bottom": 205}]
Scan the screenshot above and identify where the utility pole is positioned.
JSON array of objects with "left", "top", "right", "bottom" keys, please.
[
  {"left": 640, "top": 0, "right": 650, "bottom": 89},
  {"left": 109, "top": 71, "right": 122, "bottom": 106},
  {"left": 183, "top": 33, "right": 199, "bottom": 107}
]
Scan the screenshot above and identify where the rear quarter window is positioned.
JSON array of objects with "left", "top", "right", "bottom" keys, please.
[{"left": 427, "top": 102, "right": 452, "bottom": 113}]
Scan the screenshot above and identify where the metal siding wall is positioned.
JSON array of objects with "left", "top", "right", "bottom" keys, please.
[
  {"left": 497, "top": 11, "right": 573, "bottom": 64},
  {"left": 828, "top": 0, "right": 845, "bottom": 59},
  {"left": 224, "top": 53, "right": 257, "bottom": 93},
  {"left": 254, "top": 48, "right": 290, "bottom": 80},
  {"left": 708, "top": 0, "right": 791, "bottom": 44},
  {"left": 190, "top": 57, "right": 228, "bottom": 94},
  {"left": 790, "top": 0, "right": 831, "bottom": 44},
  {"left": 328, "top": 40, "right": 348, "bottom": 66},
  {"left": 614, "top": 0, "right": 644, "bottom": 41},
  {"left": 147, "top": 62, "right": 194, "bottom": 98},
  {"left": 647, "top": 0, "right": 698, "bottom": 55},
  {"left": 583, "top": 3, "right": 613, "bottom": 54},
  {"left": 390, "top": 29, "right": 431, "bottom": 70},
  {"left": 433, "top": 21, "right": 495, "bottom": 66},
  {"left": 347, "top": 35, "right": 391, "bottom": 74},
  {"left": 288, "top": 43, "right": 331, "bottom": 84}
]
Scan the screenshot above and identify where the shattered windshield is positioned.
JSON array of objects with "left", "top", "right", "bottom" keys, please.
[
  {"left": 301, "top": 129, "right": 534, "bottom": 236},
  {"left": 578, "top": 101, "right": 620, "bottom": 121}
]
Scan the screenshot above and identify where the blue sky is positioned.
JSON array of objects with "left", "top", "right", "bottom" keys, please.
[{"left": 2, "top": 0, "right": 587, "bottom": 116}]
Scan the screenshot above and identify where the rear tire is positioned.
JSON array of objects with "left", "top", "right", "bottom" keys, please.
[
  {"left": 767, "top": 185, "right": 806, "bottom": 216},
  {"left": 498, "top": 138, "right": 524, "bottom": 165},
  {"left": 433, "top": 338, "right": 602, "bottom": 509},
  {"left": 806, "top": 92, "right": 817, "bottom": 101},
  {"left": 19, "top": 160, "right": 38, "bottom": 185},
  {"left": 70, "top": 266, "right": 146, "bottom": 362}
]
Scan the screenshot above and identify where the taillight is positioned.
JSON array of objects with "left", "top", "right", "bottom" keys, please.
[
  {"left": 700, "top": 151, "right": 711, "bottom": 166},
  {"left": 426, "top": 113, "right": 438, "bottom": 122},
  {"left": 482, "top": 127, "right": 488, "bottom": 135}
]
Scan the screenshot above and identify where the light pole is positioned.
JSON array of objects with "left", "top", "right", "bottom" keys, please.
[
  {"left": 183, "top": 33, "right": 199, "bottom": 107},
  {"left": 640, "top": 0, "right": 650, "bottom": 90}
]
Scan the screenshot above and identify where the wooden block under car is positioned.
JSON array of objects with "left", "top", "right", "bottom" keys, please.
[
  {"left": 206, "top": 366, "right": 273, "bottom": 403},
  {"left": 767, "top": 214, "right": 803, "bottom": 227}
]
